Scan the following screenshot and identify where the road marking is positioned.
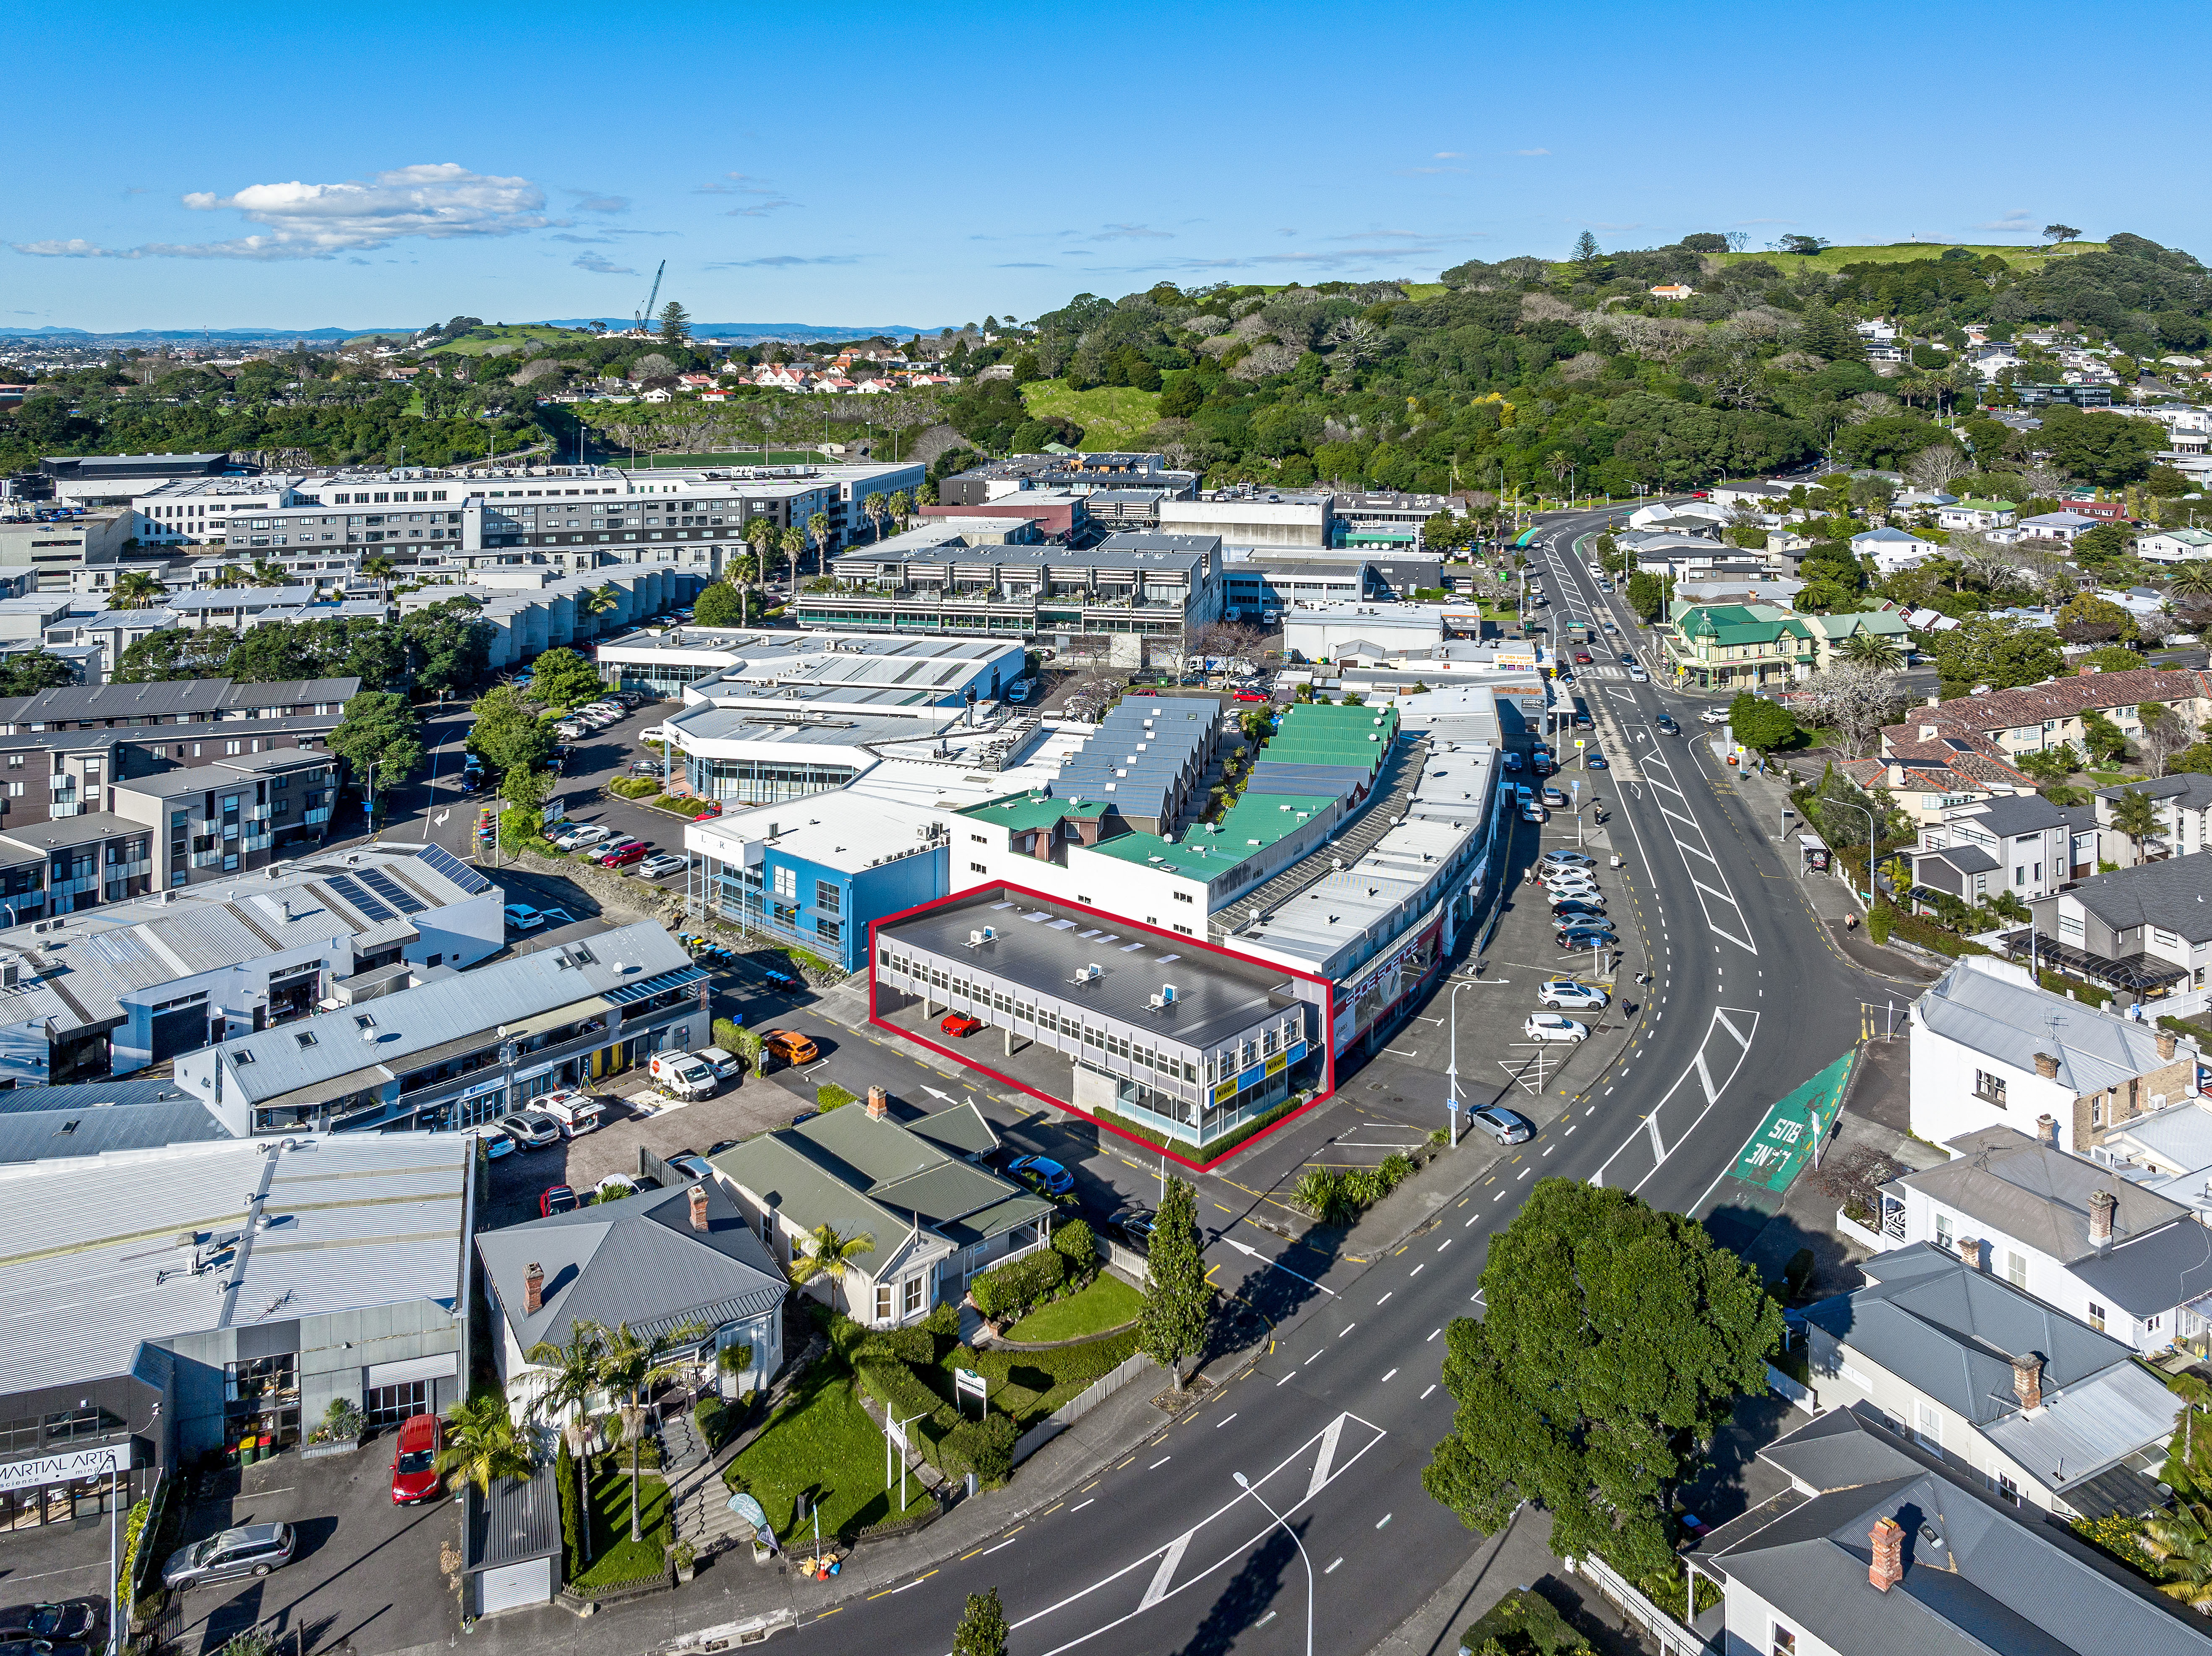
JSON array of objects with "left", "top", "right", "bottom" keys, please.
[
  {"left": 1149, "top": 1456, "right": 1171, "bottom": 1469},
  {"left": 1518, "top": 1165, "right": 1532, "bottom": 1179},
  {"left": 1376, "top": 1512, "right": 1394, "bottom": 1529},
  {"left": 1436, "top": 1238, "right": 1451, "bottom": 1252},
  {"left": 1277, "top": 1373, "right": 1294, "bottom": 1386},
  {"left": 1464, "top": 1214, "right": 1478, "bottom": 1226},
  {"left": 1377, "top": 1291, "right": 1392, "bottom": 1305},
  {"left": 1216, "top": 1413, "right": 1237, "bottom": 1428},
  {"left": 1071, "top": 1498, "right": 1094, "bottom": 1513},
  {"left": 1325, "top": 1557, "right": 1344, "bottom": 1574},
  {"left": 1140, "top": 1530, "right": 1194, "bottom": 1609},
  {"left": 1428, "top": 1327, "right": 1442, "bottom": 1341},
  {"left": 1338, "top": 1323, "right": 1357, "bottom": 1338},
  {"left": 1308, "top": 1414, "right": 1346, "bottom": 1498},
  {"left": 978, "top": 1536, "right": 1020, "bottom": 1556},
  {"left": 1421, "top": 1383, "right": 1437, "bottom": 1398}
]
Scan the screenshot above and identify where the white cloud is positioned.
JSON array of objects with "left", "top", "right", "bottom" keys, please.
[
  {"left": 1513, "top": 148, "right": 1549, "bottom": 156},
  {"left": 1089, "top": 224, "right": 1174, "bottom": 241},
  {"left": 725, "top": 200, "right": 798, "bottom": 219},
  {"left": 1434, "top": 151, "right": 1465, "bottom": 159},
  {"left": 1975, "top": 210, "right": 2035, "bottom": 233},
  {"left": 569, "top": 192, "right": 629, "bottom": 214},
  {"left": 572, "top": 252, "right": 637, "bottom": 275},
  {"left": 707, "top": 254, "right": 861, "bottom": 268},
  {"left": 13, "top": 163, "right": 547, "bottom": 261}
]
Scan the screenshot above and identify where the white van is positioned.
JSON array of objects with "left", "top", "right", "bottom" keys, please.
[
  {"left": 648, "top": 1051, "right": 718, "bottom": 1100},
  {"left": 536, "top": 1089, "right": 604, "bottom": 1136}
]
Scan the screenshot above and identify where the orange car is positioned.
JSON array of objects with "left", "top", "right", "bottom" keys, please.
[{"left": 761, "top": 1029, "right": 819, "bottom": 1065}]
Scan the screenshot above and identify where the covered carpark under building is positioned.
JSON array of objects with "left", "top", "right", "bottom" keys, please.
[{"left": 871, "top": 885, "right": 1333, "bottom": 1164}]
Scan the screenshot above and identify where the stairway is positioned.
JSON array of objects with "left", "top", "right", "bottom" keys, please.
[{"left": 664, "top": 1400, "right": 759, "bottom": 1554}]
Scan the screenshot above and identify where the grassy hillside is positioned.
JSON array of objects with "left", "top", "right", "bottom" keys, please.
[
  {"left": 1714, "top": 241, "right": 2109, "bottom": 276},
  {"left": 425, "top": 323, "right": 596, "bottom": 357},
  {"left": 1020, "top": 381, "right": 1162, "bottom": 450}
]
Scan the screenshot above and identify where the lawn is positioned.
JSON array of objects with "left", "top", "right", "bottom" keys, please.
[
  {"left": 424, "top": 322, "right": 593, "bottom": 357},
  {"left": 574, "top": 1467, "right": 672, "bottom": 1590},
  {"left": 1005, "top": 1272, "right": 1144, "bottom": 1342},
  {"left": 935, "top": 1328, "right": 1143, "bottom": 1429},
  {"left": 724, "top": 1364, "right": 935, "bottom": 1541},
  {"left": 1711, "top": 240, "right": 2107, "bottom": 276},
  {"left": 1020, "top": 381, "right": 1161, "bottom": 450}
]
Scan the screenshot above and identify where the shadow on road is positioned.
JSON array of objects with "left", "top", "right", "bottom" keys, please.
[{"left": 1176, "top": 1519, "right": 1299, "bottom": 1656}]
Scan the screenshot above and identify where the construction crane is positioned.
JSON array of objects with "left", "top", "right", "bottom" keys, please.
[{"left": 634, "top": 260, "right": 666, "bottom": 334}]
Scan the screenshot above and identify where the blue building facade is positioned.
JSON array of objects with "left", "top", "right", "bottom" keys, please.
[{"left": 706, "top": 828, "right": 948, "bottom": 975}]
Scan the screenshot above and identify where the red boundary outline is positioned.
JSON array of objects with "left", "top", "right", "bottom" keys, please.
[{"left": 867, "top": 881, "right": 1337, "bottom": 1173}]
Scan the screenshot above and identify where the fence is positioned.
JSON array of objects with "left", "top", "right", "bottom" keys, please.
[
  {"left": 1100, "top": 1236, "right": 1150, "bottom": 1284},
  {"left": 1011, "top": 1352, "right": 1157, "bottom": 1466},
  {"left": 1835, "top": 1207, "right": 1889, "bottom": 1252},
  {"left": 1765, "top": 1362, "right": 1816, "bottom": 1414},
  {"left": 1563, "top": 1553, "right": 1714, "bottom": 1656}
]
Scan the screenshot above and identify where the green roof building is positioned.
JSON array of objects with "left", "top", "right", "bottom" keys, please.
[{"left": 1659, "top": 602, "right": 1817, "bottom": 691}]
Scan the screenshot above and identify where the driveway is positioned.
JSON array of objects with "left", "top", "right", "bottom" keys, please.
[{"left": 162, "top": 1444, "right": 458, "bottom": 1656}]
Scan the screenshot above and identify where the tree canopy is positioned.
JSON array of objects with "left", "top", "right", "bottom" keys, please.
[{"left": 1423, "top": 1179, "right": 1780, "bottom": 1583}]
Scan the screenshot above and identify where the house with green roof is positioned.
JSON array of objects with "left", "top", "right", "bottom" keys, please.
[
  {"left": 1805, "top": 609, "right": 1912, "bottom": 669},
  {"left": 1658, "top": 602, "right": 1817, "bottom": 691},
  {"left": 708, "top": 1095, "right": 1052, "bottom": 1326}
]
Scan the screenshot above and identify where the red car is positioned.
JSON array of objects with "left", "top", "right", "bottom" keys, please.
[
  {"left": 1232, "top": 690, "right": 1269, "bottom": 704},
  {"left": 596, "top": 841, "right": 648, "bottom": 868},
  {"left": 1573, "top": 650, "right": 1593, "bottom": 664},
  {"left": 540, "top": 1184, "right": 577, "bottom": 1216},
  {"left": 940, "top": 1013, "right": 983, "bottom": 1037},
  {"left": 390, "top": 1413, "right": 441, "bottom": 1504}
]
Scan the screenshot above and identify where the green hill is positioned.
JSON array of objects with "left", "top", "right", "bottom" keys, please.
[
  {"left": 1713, "top": 240, "right": 2108, "bottom": 276},
  {"left": 423, "top": 323, "right": 596, "bottom": 357},
  {"left": 1019, "top": 381, "right": 1162, "bottom": 450}
]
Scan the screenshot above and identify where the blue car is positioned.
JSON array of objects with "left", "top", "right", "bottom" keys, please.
[
  {"left": 1009, "top": 1155, "right": 1074, "bottom": 1195},
  {"left": 1586, "top": 752, "right": 1609, "bottom": 769}
]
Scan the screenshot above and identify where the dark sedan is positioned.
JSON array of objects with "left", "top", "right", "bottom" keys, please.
[
  {"left": 1552, "top": 900, "right": 1608, "bottom": 922},
  {"left": 0, "top": 1605, "right": 101, "bottom": 1642},
  {"left": 1557, "top": 926, "right": 1618, "bottom": 950}
]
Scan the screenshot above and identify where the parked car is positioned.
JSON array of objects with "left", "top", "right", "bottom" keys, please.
[
  {"left": 1523, "top": 1013, "right": 1589, "bottom": 1043},
  {"left": 695, "top": 1047, "right": 742, "bottom": 1079},
  {"left": 1009, "top": 1155, "right": 1073, "bottom": 1195},
  {"left": 496, "top": 1112, "right": 561, "bottom": 1150},
  {"left": 1557, "top": 926, "right": 1617, "bottom": 950},
  {"left": 940, "top": 1013, "right": 984, "bottom": 1037},
  {"left": 503, "top": 903, "right": 544, "bottom": 932},
  {"left": 647, "top": 1051, "right": 717, "bottom": 1100},
  {"left": 596, "top": 840, "right": 649, "bottom": 869},
  {"left": 1587, "top": 752, "right": 1610, "bottom": 768},
  {"left": 1470, "top": 1106, "right": 1533, "bottom": 1146},
  {"left": 1538, "top": 979, "right": 1609, "bottom": 1011},
  {"left": 1571, "top": 711, "right": 1594, "bottom": 729},
  {"left": 162, "top": 1524, "right": 297, "bottom": 1591},
  {"left": 475, "top": 1127, "right": 516, "bottom": 1160},
  {"left": 0, "top": 1605, "right": 101, "bottom": 1642},
  {"left": 629, "top": 759, "right": 666, "bottom": 777},
  {"left": 539, "top": 1185, "right": 578, "bottom": 1216},
  {"left": 1521, "top": 802, "right": 1547, "bottom": 823},
  {"left": 553, "top": 823, "right": 611, "bottom": 851},
  {"left": 1501, "top": 752, "right": 1525, "bottom": 773},
  {"left": 1542, "top": 874, "right": 1599, "bottom": 895},
  {"left": 761, "top": 1029, "right": 819, "bottom": 1066},
  {"left": 1106, "top": 1205, "right": 1156, "bottom": 1250},
  {"left": 1541, "top": 787, "right": 1568, "bottom": 807},
  {"left": 390, "top": 1414, "right": 442, "bottom": 1505},
  {"left": 1551, "top": 900, "right": 1607, "bottom": 924},
  {"left": 537, "top": 1090, "right": 604, "bottom": 1136},
  {"left": 666, "top": 1152, "right": 714, "bottom": 1182},
  {"left": 1541, "top": 851, "right": 1596, "bottom": 869},
  {"left": 1233, "top": 690, "right": 1269, "bottom": 703},
  {"left": 637, "top": 853, "right": 688, "bottom": 880}
]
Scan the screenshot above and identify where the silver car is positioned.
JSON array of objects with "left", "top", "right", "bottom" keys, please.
[{"left": 163, "top": 1523, "right": 296, "bottom": 1591}]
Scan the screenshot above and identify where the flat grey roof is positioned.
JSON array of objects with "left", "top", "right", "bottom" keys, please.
[
  {"left": 881, "top": 892, "right": 1295, "bottom": 1051},
  {"left": 0, "top": 1133, "right": 467, "bottom": 1394}
]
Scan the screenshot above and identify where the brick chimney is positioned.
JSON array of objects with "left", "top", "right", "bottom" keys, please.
[
  {"left": 1957, "top": 1235, "right": 1980, "bottom": 1268},
  {"left": 866, "top": 1085, "right": 889, "bottom": 1120},
  {"left": 524, "top": 1262, "right": 544, "bottom": 1315},
  {"left": 689, "top": 1184, "right": 710, "bottom": 1233},
  {"left": 1869, "top": 1517, "right": 1904, "bottom": 1591},
  {"left": 2036, "top": 1113, "right": 2059, "bottom": 1148},
  {"left": 2159, "top": 1030, "right": 2179, "bottom": 1061},
  {"left": 2089, "top": 1188, "right": 2118, "bottom": 1247},
  {"left": 2033, "top": 1051, "right": 2060, "bottom": 1080},
  {"left": 2012, "top": 1351, "right": 2044, "bottom": 1411}
]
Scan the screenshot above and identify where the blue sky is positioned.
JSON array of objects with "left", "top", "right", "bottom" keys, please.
[{"left": 7, "top": 0, "right": 2197, "bottom": 333}]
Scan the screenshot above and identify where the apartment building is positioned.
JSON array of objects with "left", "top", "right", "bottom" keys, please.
[{"left": 1907, "top": 792, "right": 2076, "bottom": 906}]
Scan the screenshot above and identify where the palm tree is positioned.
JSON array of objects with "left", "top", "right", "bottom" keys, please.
[
  {"left": 2144, "top": 1500, "right": 2212, "bottom": 1612},
  {"left": 744, "top": 516, "right": 780, "bottom": 596},
  {"left": 780, "top": 524, "right": 806, "bottom": 592},
  {"left": 363, "top": 555, "right": 397, "bottom": 604},
  {"left": 249, "top": 560, "right": 289, "bottom": 588},
  {"left": 109, "top": 570, "right": 167, "bottom": 609},
  {"left": 787, "top": 1222, "right": 876, "bottom": 1313},
  {"left": 435, "top": 1393, "right": 534, "bottom": 1502},
  {"left": 526, "top": 1323, "right": 607, "bottom": 1552},
  {"left": 2169, "top": 562, "right": 2212, "bottom": 600},
  {"left": 1837, "top": 630, "right": 1904, "bottom": 669},
  {"left": 2110, "top": 785, "right": 2164, "bottom": 862},
  {"left": 210, "top": 563, "right": 248, "bottom": 589},
  {"left": 863, "top": 491, "right": 888, "bottom": 543},
  {"left": 582, "top": 583, "right": 619, "bottom": 633},
  {"left": 591, "top": 1320, "right": 710, "bottom": 1541},
  {"left": 728, "top": 551, "right": 757, "bottom": 624},
  {"left": 887, "top": 490, "right": 912, "bottom": 533},
  {"left": 806, "top": 510, "right": 831, "bottom": 575}
]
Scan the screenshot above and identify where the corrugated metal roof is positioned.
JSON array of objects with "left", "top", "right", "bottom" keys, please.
[{"left": 0, "top": 1133, "right": 465, "bottom": 1393}]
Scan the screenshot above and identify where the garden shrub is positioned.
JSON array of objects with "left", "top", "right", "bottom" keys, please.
[
  {"left": 942, "top": 1411, "right": 1019, "bottom": 1485},
  {"left": 692, "top": 1396, "right": 728, "bottom": 1452},
  {"left": 817, "top": 1082, "right": 858, "bottom": 1111},
  {"left": 557, "top": 1442, "right": 582, "bottom": 1579},
  {"left": 970, "top": 1248, "right": 1065, "bottom": 1322},
  {"left": 1051, "top": 1218, "right": 1096, "bottom": 1273},
  {"left": 921, "top": 1302, "right": 960, "bottom": 1341}
]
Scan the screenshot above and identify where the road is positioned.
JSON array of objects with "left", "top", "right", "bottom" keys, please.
[{"left": 769, "top": 511, "right": 1905, "bottom": 1656}]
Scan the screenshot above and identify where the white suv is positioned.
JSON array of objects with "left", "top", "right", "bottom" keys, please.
[
  {"left": 1538, "top": 980, "right": 1608, "bottom": 1011},
  {"left": 1523, "top": 1013, "right": 1589, "bottom": 1043}
]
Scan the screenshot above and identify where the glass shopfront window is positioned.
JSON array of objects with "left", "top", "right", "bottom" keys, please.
[{"left": 225, "top": 1352, "right": 301, "bottom": 1451}]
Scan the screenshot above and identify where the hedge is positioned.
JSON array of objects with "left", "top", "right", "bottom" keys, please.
[
  {"left": 692, "top": 1396, "right": 728, "bottom": 1453},
  {"left": 970, "top": 1247, "right": 1064, "bottom": 1322},
  {"left": 557, "top": 1442, "right": 582, "bottom": 1581}
]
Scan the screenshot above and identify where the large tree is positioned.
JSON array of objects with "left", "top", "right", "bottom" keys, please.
[
  {"left": 530, "top": 647, "right": 604, "bottom": 712},
  {"left": 467, "top": 683, "right": 553, "bottom": 782},
  {"left": 1727, "top": 692, "right": 1797, "bottom": 755},
  {"left": 952, "top": 1588, "right": 1009, "bottom": 1656},
  {"left": 1423, "top": 1179, "right": 1780, "bottom": 1584},
  {"left": 1141, "top": 1175, "right": 1209, "bottom": 1390},
  {"left": 327, "top": 691, "right": 424, "bottom": 799}
]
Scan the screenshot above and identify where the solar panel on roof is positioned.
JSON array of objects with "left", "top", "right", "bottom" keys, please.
[
  {"left": 323, "top": 873, "right": 394, "bottom": 923},
  {"left": 416, "top": 844, "right": 492, "bottom": 895},
  {"left": 357, "top": 868, "right": 426, "bottom": 914}
]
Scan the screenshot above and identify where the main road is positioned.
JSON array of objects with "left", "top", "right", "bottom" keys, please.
[{"left": 775, "top": 507, "right": 1905, "bottom": 1654}]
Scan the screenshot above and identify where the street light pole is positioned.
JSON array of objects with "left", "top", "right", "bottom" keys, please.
[
  {"left": 1444, "top": 978, "right": 1479, "bottom": 1148},
  {"left": 1234, "top": 1473, "right": 1313, "bottom": 1656}
]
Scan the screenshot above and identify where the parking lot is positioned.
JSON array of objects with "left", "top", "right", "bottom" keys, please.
[{"left": 161, "top": 1439, "right": 458, "bottom": 1656}]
